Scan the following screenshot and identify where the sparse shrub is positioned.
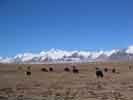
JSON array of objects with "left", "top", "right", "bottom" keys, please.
[{"left": 27, "top": 66, "right": 31, "bottom": 70}]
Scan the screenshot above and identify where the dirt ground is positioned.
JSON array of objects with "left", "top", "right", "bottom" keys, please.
[{"left": 0, "top": 62, "right": 133, "bottom": 100}]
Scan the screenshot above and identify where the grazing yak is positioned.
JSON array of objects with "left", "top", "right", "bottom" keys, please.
[
  {"left": 112, "top": 68, "right": 116, "bottom": 73},
  {"left": 41, "top": 68, "right": 48, "bottom": 72},
  {"left": 104, "top": 68, "right": 108, "bottom": 72},
  {"left": 49, "top": 67, "right": 53, "bottom": 72},
  {"left": 96, "top": 67, "right": 104, "bottom": 78},
  {"left": 129, "top": 66, "right": 132, "bottom": 70},
  {"left": 26, "top": 71, "right": 31, "bottom": 76},
  {"left": 26, "top": 66, "right": 32, "bottom": 76},
  {"left": 72, "top": 66, "right": 79, "bottom": 73},
  {"left": 64, "top": 67, "right": 70, "bottom": 72}
]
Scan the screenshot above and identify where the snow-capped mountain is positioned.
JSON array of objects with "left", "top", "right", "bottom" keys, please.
[{"left": 0, "top": 45, "right": 133, "bottom": 64}]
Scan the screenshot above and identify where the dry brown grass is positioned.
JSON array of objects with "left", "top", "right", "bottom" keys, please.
[{"left": 0, "top": 62, "right": 133, "bottom": 100}]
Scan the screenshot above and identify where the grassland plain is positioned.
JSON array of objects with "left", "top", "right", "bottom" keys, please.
[{"left": 0, "top": 62, "right": 133, "bottom": 100}]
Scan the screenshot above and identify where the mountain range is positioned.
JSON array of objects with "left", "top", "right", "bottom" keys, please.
[{"left": 1, "top": 46, "right": 133, "bottom": 64}]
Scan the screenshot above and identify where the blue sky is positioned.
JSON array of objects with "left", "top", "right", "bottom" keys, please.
[{"left": 0, "top": 0, "right": 132, "bottom": 57}]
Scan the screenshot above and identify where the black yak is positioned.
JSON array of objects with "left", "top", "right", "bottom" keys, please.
[
  {"left": 96, "top": 68, "right": 104, "bottom": 78},
  {"left": 112, "top": 68, "right": 116, "bottom": 73},
  {"left": 41, "top": 68, "right": 48, "bottom": 72},
  {"left": 104, "top": 68, "right": 108, "bottom": 72},
  {"left": 49, "top": 67, "right": 53, "bottom": 72},
  {"left": 72, "top": 66, "right": 79, "bottom": 73},
  {"left": 26, "top": 71, "right": 31, "bottom": 76},
  {"left": 64, "top": 67, "right": 70, "bottom": 72}
]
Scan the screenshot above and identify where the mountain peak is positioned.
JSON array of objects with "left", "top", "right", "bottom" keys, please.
[{"left": 0, "top": 46, "right": 133, "bottom": 64}]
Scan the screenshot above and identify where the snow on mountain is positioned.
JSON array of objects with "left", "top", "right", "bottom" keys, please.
[
  {"left": 0, "top": 57, "right": 14, "bottom": 63},
  {"left": 126, "top": 45, "right": 133, "bottom": 54},
  {"left": 1, "top": 45, "right": 133, "bottom": 64}
]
